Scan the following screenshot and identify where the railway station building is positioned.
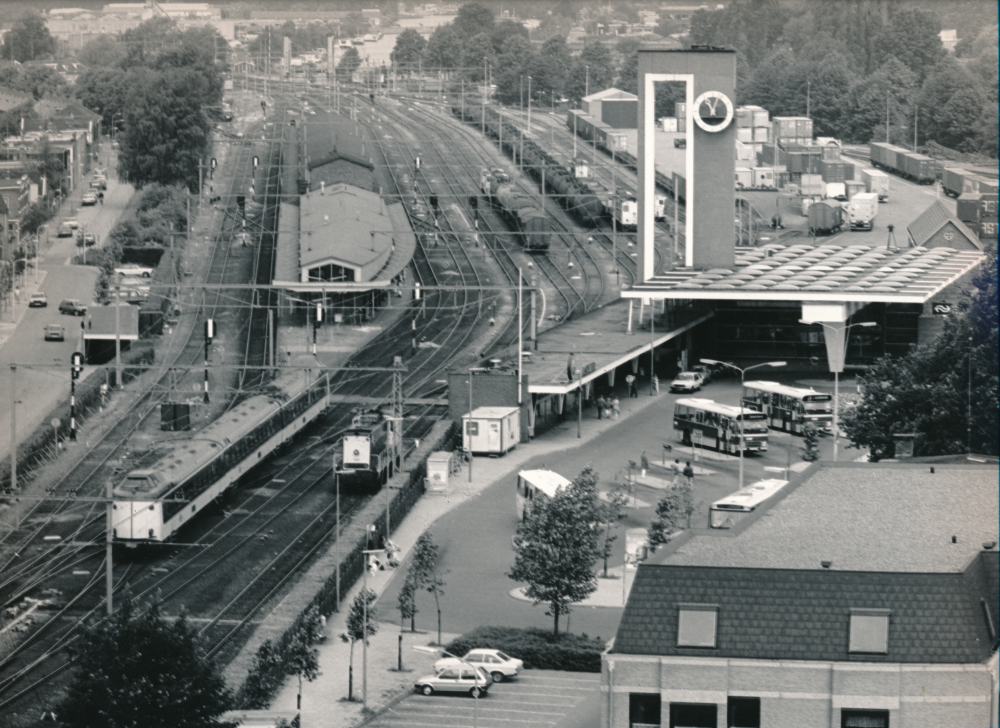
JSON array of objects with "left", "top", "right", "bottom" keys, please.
[{"left": 601, "top": 460, "right": 1000, "bottom": 728}]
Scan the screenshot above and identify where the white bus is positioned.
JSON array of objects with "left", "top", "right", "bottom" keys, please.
[
  {"left": 673, "top": 398, "right": 769, "bottom": 454},
  {"left": 710, "top": 479, "right": 789, "bottom": 529},
  {"left": 515, "top": 469, "right": 571, "bottom": 521},
  {"left": 741, "top": 381, "right": 833, "bottom": 434}
]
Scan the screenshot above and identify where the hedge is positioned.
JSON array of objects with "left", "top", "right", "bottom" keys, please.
[{"left": 445, "top": 626, "right": 605, "bottom": 673}]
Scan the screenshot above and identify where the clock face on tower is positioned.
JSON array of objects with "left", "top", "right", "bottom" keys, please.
[{"left": 693, "top": 90, "right": 734, "bottom": 132}]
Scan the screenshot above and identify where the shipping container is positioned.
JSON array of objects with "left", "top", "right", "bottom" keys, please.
[
  {"left": 956, "top": 193, "right": 982, "bottom": 224},
  {"left": 900, "top": 152, "right": 935, "bottom": 184},
  {"left": 735, "top": 167, "right": 753, "bottom": 188},
  {"left": 843, "top": 161, "right": 855, "bottom": 181},
  {"left": 821, "top": 145, "right": 841, "bottom": 161},
  {"left": 819, "top": 159, "right": 846, "bottom": 184},
  {"left": 845, "top": 180, "right": 865, "bottom": 199},
  {"left": 675, "top": 102, "right": 686, "bottom": 118},
  {"left": 848, "top": 192, "right": 879, "bottom": 231},
  {"left": 980, "top": 194, "right": 998, "bottom": 216},
  {"left": 808, "top": 199, "right": 844, "bottom": 234},
  {"left": 976, "top": 177, "right": 999, "bottom": 195},
  {"left": 606, "top": 132, "right": 628, "bottom": 152},
  {"left": 941, "top": 168, "right": 976, "bottom": 197},
  {"left": 462, "top": 406, "right": 520, "bottom": 455},
  {"left": 659, "top": 117, "right": 677, "bottom": 132},
  {"left": 772, "top": 117, "right": 799, "bottom": 138},
  {"left": 796, "top": 118, "right": 813, "bottom": 139},
  {"left": 677, "top": 115, "right": 686, "bottom": 133},
  {"left": 860, "top": 168, "right": 890, "bottom": 201},
  {"left": 736, "top": 107, "right": 753, "bottom": 128},
  {"left": 800, "top": 174, "right": 825, "bottom": 197},
  {"left": 753, "top": 126, "right": 769, "bottom": 143},
  {"left": 753, "top": 167, "right": 775, "bottom": 187},
  {"left": 751, "top": 108, "right": 770, "bottom": 127},
  {"left": 825, "top": 182, "right": 847, "bottom": 201},
  {"left": 735, "top": 141, "right": 755, "bottom": 161},
  {"left": 980, "top": 220, "right": 998, "bottom": 239},
  {"left": 736, "top": 127, "right": 753, "bottom": 143}
]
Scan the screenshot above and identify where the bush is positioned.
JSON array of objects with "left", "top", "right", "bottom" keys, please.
[{"left": 444, "top": 626, "right": 604, "bottom": 673}]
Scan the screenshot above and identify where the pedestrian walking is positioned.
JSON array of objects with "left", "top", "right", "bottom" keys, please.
[
  {"left": 612, "top": 397, "right": 620, "bottom": 419},
  {"left": 630, "top": 380, "right": 638, "bottom": 398},
  {"left": 626, "top": 373, "right": 637, "bottom": 398},
  {"left": 597, "top": 396, "right": 605, "bottom": 419},
  {"left": 670, "top": 458, "right": 681, "bottom": 486},
  {"left": 652, "top": 374, "right": 659, "bottom": 394},
  {"left": 683, "top": 461, "right": 694, "bottom": 488},
  {"left": 640, "top": 450, "right": 649, "bottom": 477}
]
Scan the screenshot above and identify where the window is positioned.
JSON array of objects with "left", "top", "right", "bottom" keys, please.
[
  {"left": 670, "top": 703, "right": 717, "bottom": 728},
  {"left": 849, "top": 609, "right": 889, "bottom": 654},
  {"left": 841, "top": 709, "right": 888, "bottom": 727},
  {"left": 727, "top": 697, "right": 760, "bottom": 727},
  {"left": 677, "top": 604, "right": 718, "bottom": 648},
  {"left": 629, "top": 693, "right": 661, "bottom": 728}
]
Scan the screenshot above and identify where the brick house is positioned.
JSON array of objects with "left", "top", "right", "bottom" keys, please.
[{"left": 602, "top": 462, "right": 1000, "bottom": 728}]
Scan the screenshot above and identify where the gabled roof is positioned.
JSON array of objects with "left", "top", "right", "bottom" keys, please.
[
  {"left": 299, "top": 183, "right": 392, "bottom": 270},
  {"left": 613, "top": 551, "right": 999, "bottom": 664},
  {"left": 582, "top": 87, "right": 637, "bottom": 103},
  {"left": 907, "top": 200, "right": 982, "bottom": 250}
]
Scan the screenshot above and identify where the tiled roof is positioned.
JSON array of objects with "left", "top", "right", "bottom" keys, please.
[
  {"left": 613, "top": 551, "right": 999, "bottom": 664},
  {"left": 907, "top": 199, "right": 982, "bottom": 249},
  {"left": 626, "top": 243, "right": 984, "bottom": 302}
]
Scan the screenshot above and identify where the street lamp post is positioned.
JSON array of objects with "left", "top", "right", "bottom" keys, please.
[
  {"left": 798, "top": 320, "right": 877, "bottom": 461},
  {"left": 527, "top": 75, "right": 532, "bottom": 133},
  {"left": 701, "top": 359, "right": 786, "bottom": 488},
  {"left": 413, "top": 646, "right": 483, "bottom": 727}
]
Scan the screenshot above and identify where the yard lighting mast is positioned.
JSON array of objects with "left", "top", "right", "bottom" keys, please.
[{"left": 701, "top": 359, "right": 786, "bottom": 488}]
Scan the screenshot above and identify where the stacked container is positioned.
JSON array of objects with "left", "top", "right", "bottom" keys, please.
[
  {"left": 753, "top": 167, "right": 775, "bottom": 187},
  {"left": 736, "top": 107, "right": 753, "bottom": 128},
  {"left": 735, "top": 141, "right": 755, "bottom": 162},
  {"left": 675, "top": 102, "right": 686, "bottom": 133},
  {"left": 800, "top": 174, "right": 825, "bottom": 197},
  {"left": 660, "top": 117, "right": 678, "bottom": 132},
  {"left": 736, "top": 127, "right": 753, "bottom": 143},
  {"left": 735, "top": 167, "right": 753, "bottom": 188},
  {"left": 772, "top": 116, "right": 812, "bottom": 145}
]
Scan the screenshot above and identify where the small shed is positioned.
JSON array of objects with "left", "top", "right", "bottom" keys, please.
[{"left": 462, "top": 406, "right": 520, "bottom": 455}]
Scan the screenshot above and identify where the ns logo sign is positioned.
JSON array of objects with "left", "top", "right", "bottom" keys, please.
[{"left": 932, "top": 302, "right": 952, "bottom": 315}]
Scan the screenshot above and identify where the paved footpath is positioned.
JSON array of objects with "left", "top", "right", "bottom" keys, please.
[{"left": 268, "top": 382, "right": 676, "bottom": 728}]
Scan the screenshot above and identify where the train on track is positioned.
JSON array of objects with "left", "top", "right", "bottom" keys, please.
[
  {"left": 112, "top": 361, "right": 330, "bottom": 544},
  {"left": 452, "top": 103, "right": 604, "bottom": 227},
  {"left": 340, "top": 409, "right": 401, "bottom": 493},
  {"left": 480, "top": 168, "right": 552, "bottom": 251},
  {"left": 868, "top": 142, "right": 937, "bottom": 184},
  {"left": 566, "top": 109, "right": 683, "bottom": 205},
  {"left": 939, "top": 166, "right": 999, "bottom": 198}
]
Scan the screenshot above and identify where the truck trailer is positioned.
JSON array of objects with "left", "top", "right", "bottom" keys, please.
[
  {"left": 848, "top": 192, "right": 879, "bottom": 231},
  {"left": 860, "top": 168, "right": 890, "bottom": 201}
]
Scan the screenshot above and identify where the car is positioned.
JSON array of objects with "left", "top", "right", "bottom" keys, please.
[
  {"left": 691, "top": 364, "right": 713, "bottom": 384},
  {"left": 81, "top": 192, "right": 97, "bottom": 206},
  {"left": 59, "top": 300, "right": 87, "bottom": 316},
  {"left": 114, "top": 263, "right": 153, "bottom": 278},
  {"left": 414, "top": 665, "right": 492, "bottom": 697},
  {"left": 29, "top": 292, "right": 47, "bottom": 307},
  {"left": 90, "top": 178, "right": 107, "bottom": 190},
  {"left": 83, "top": 232, "right": 98, "bottom": 246},
  {"left": 57, "top": 223, "right": 73, "bottom": 237},
  {"left": 669, "top": 371, "right": 705, "bottom": 393},
  {"left": 433, "top": 649, "right": 524, "bottom": 683},
  {"left": 65, "top": 218, "right": 79, "bottom": 230},
  {"left": 44, "top": 324, "right": 65, "bottom": 341}
]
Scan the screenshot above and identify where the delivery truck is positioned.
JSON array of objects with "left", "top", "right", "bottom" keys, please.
[
  {"left": 860, "top": 168, "right": 890, "bottom": 202},
  {"left": 848, "top": 192, "right": 879, "bottom": 231}
]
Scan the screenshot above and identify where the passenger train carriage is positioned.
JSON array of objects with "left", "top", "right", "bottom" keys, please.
[
  {"left": 340, "top": 409, "right": 401, "bottom": 493},
  {"left": 113, "top": 360, "right": 330, "bottom": 544}
]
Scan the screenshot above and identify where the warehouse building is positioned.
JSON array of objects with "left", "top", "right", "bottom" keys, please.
[{"left": 603, "top": 460, "right": 1000, "bottom": 728}]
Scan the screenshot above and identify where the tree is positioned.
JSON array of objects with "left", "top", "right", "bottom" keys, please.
[
  {"left": 493, "top": 35, "right": 536, "bottom": 106},
  {"left": 538, "top": 36, "right": 572, "bottom": 97},
  {"left": 843, "top": 249, "right": 999, "bottom": 459},
  {"left": 397, "top": 572, "right": 418, "bottom": 631},
  {"left": 423, "top": 25, "right": 464, "bottom": 73},
  {"left": 871, "top": 9, "right": 944, "bottom": 82},
  {"left": 391, "top": 28, "right": 427, "bottom": 72},
  {"left": 918, "top": 57, "right": 986, "bottom": 148},
  {"left": 117, "top": 66, "right": 212, "bottom": 191},
  {"left": 0, "top": 13, "right": 55, "bottom": 62},
  {"left": 285, "top": 605, "right": 322, "bottom": 712},
  {"left": 78, "top": 34, "right": 128, "bottom": 68},
  {"left": 490, "top": 19, "right": 529, "bottom": 57},
  {"left": 339, "top": 588, "right": 378, "bottom": 701},
  {"left": 565, "top": 40, "right": 616, "bottom": 104},
  {"left": 508, "top": 466, "right": 602, "bottom": 636},
  {"left": 843, "top": 58, "right": 918, "bottom": 144},
  {"left": 648, "top": 487, "right": 687, "bottom": 553},
  {"left": 801, "top": 424, "right": 820, "bottom": 461},
  {"left": 75, "top": 68, "right": 130, "bottom": 127},
  {"left": 409, "top": 532, "right": 447, "bottom": 645},
  {"left": 60, "top": 597, "right": 234, "bottom": 728},
  {"left": 338, "top": 46, "right": 362, "bottom": 76},
  {"left": 453, "top": 3, "right": 495, "bottom": 40},
  {"left": 933, "top": 85, "right": 988, "bottom": 152},
  {"left": 600, "top": 480, "right": 629, "bottom": 578}
]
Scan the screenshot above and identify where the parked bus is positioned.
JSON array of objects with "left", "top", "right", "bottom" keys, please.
[
  {"left": 710, "top": 479, "right": 789, "bottom": 529},
  {"left": 672, "top": 398, "right": 769, "bottom": 454},
  {"left": 741, "top": 381, "right": 833, "bottom": 434},
  {"left": 515, "top": 469, "right": 571, "bottom": 521}
]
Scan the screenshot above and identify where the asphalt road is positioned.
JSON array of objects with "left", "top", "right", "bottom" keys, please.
[{"left": 0, "top": 150, "right": 133, "bottom": 467}]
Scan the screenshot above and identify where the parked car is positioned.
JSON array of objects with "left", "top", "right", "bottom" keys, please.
[
  {"left": 81, "top": 192, "right": 98, "bottom": 206},
  {"left": 114, "top": 263, "right": 154, "bottom": 278},
  {"left": 669, "top": 371, "right": 705, "bottom": 393},
  {"left": 65, "top": 218, "right": 79, "bottom": 229},
  {"left": 29, "top": 292, "right": 47, "bottom": 307},
  {"left": 57, "top": 223, "right": 73, "bottom": 237},
  {"left": 83, "top": 232, "right": 98, "bottom": 246},
  {"left": 691, "top": 364, "right": 714, "bottom": 384},
  {"left": 414, "top": 665, "right": 493, "bottom": 697},
  {"left": 433, "top": 649, "right": 524, "bottom": 683},
  {"left": 44, "top": 324, "right": 65, "bottom": 341},
  {"left": 59, "top": 300, "right": 87, "bottom": 316}
]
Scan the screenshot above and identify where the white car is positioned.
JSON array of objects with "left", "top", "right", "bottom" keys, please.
[
  {"left": 115, "top": 263, "right": 154, "bottom": 278},
  {"left": 433, "top": 649, "right": 524, "bottom": 683},
  {"left": 669, "top": 371, "right": 705, "bottom": 393}
]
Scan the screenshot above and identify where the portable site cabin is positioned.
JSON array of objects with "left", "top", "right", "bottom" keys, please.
[{"left": 462, "top": 406, "right": 520, "bottom": 455}]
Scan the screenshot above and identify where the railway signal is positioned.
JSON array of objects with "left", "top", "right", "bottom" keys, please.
[
  {"left": 236, "top": 194, "right": 246, "bottom": 217},
  {"left": 203, "top": 319, "right": 214, "bottom": 403},
  {"left": 70, "top": 352, "right": 83, "bottom": 441},
  {"left": 312, "top": 303, "right": 323, "bottom": 354}
]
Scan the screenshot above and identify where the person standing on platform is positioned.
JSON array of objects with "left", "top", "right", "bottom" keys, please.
[
  {"left": 640, "top": 450, "right": 649, "bottom": 477},
  {"left": 670, "top": 458, "right": 681, "bottom": 486},
  {"left": 612, "top": 397, "right": 620, "bottom": 419},
  {"left": 597, "top": 395, "right": 605, "bottom": 419}
]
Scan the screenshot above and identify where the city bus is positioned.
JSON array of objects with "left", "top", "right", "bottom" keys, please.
[
  {"left": 515, "top": 469, "right": 571, "bottom": 521},
  {"left": 672, "top": 398, "right": 769, "bottom": 455},
  {"left": 741, "top": 381, "right": 833, "bottom": 434},
  {"left": 710, "top": 479, "right": 790, "bottom": 529}
]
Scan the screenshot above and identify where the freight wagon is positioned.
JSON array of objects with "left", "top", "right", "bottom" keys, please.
[
  {"left": 900, "top": 152, "right": 936, "bottom": 184},
  {"left": 492, "top": 182, "right": 553, "bottom": 251},
  {"left": 808, "top": 200, "right": 844, "bottom": 235},
  {"left": 869, "top": 142, "right": 935, "bottom": 184}
]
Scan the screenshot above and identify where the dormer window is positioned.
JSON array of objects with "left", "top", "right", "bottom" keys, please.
[
  {"left": 849, "top": 609, "right": 890, "bottom": 654},
  {"left": 677, "top": 603, "right": 718, "bottom": 648}
]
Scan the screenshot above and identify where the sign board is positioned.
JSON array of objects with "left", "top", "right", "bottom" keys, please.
[
  {"left": 224, "top": 79, "right": 233, "bottom": 90},
  {"left": 932, "top": 302, "right": 951, "bottom": 316}
]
